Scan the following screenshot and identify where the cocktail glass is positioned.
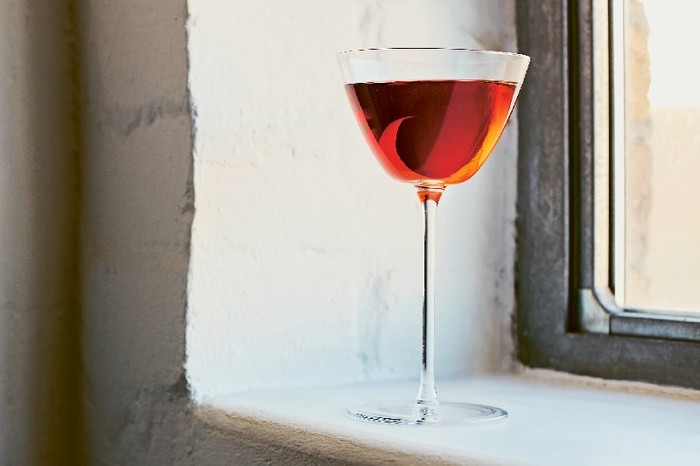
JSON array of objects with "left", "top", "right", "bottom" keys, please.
[{"left": 337, "top": 48, "right": 529, "bottom": 425}]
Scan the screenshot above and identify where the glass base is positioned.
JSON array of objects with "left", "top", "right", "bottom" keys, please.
[{"left": 347, "top": 401, "right": 507, "bottom": 425}]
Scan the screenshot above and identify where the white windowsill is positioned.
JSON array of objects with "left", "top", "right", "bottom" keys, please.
[{"left": 197, "top": 372, "right": 700, "bottom": 465}]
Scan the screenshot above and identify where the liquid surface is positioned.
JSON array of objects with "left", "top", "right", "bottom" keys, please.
[{"left": 346, "top": 80, "right": 516, "bottom": 184}]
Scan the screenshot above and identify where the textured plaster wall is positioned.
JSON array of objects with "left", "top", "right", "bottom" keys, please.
[
  {"left": 77, "top": 0, "right": 194, "bottom": 461},
  {"left": 187, "top": 0, "right": 519, "bottom": 400}
]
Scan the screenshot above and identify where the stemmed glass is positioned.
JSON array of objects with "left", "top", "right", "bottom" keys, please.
[{"left": 337, "top": 48, "right": 529, "bottom": 425}]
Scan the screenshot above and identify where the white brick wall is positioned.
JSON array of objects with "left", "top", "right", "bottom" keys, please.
[{"left": 186, "top": 0, "right": 519, "bottom": 401}]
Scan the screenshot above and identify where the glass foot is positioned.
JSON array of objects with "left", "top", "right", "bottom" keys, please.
[{"left": 347, "top": 401, "right": 507, "bottom": 425}]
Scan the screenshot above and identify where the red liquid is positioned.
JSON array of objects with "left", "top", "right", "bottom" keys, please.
[{"left": 346, "top": 80, "right": 516, "bottom": 185}]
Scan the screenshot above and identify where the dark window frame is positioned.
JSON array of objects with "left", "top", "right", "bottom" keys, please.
[{"left": 515, "top": 0, "right": 700, "bottom": 389}]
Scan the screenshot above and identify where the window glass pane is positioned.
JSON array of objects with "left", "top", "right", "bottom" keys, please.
[{"left": 622, "top": 0, "right": 700, "bottom": 314}]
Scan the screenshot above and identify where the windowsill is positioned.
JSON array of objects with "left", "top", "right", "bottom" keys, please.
[{"left": 196, "top": 372, "right": 700, "bottom": 465}]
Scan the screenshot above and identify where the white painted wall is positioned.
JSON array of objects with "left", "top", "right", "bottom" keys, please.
[{"left": 187, "top": 0, "right": 519, "bottom": 401}]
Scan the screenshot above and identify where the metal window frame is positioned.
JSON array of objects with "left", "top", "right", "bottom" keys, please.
[{"left": 516, "top": 0, "right": 700, "bottom": 389}]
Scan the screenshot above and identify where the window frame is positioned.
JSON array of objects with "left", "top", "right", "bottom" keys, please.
[{"left": 515, "top": 0, "right": 700, "bottom": 389}]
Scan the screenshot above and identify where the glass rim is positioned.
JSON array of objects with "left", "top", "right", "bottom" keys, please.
[{"left": 337, "top": 47, "right": 530, "bottom": 61}]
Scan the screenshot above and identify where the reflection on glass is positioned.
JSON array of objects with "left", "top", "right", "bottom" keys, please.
[{"left": 622, "top": 0, "right": 700, "bottom": 314}]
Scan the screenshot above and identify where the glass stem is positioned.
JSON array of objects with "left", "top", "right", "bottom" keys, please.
[{"left": 416, "top": 186, "right": 444, "bottom": 409}]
